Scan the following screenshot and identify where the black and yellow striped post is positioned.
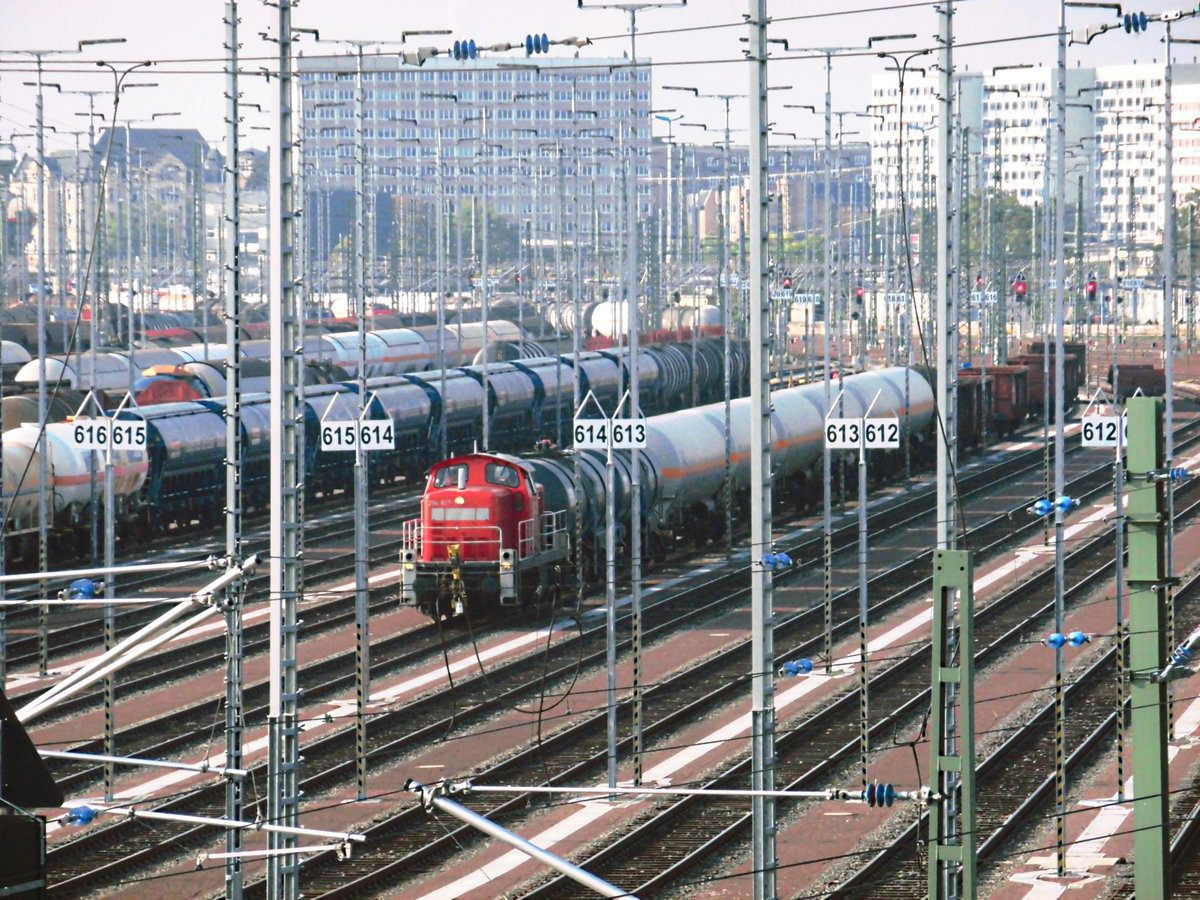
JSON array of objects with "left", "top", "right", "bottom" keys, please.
[{"left": 1126, "top": 396, "right": 1171, "bottom": 897}]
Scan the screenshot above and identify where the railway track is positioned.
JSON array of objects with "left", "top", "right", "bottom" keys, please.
[
  {"left": 39, "top": 419, "right": 1199, "bottom": 895},
  {"left": 504, "top": 482, "right": 1200, "bottom": 899},
  {"left": 1, "top": 488, "right": 421, "bottom": 672},
  {"left": 234, "top": 438, "right": 1166, "bottom": 897},
  {"left": 832, "top": 565, "right": 1200, "bottom": 898}
]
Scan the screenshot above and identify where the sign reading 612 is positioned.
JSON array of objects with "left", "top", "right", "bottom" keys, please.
[{"left": 825, "top": 417, "right": 901, "bottom": 449}]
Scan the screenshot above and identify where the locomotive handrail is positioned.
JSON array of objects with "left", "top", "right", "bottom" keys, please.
[
  {"left": 517, "top": 517, "right": 538, "bottom": 558},
  {"left": 400, "top": 518, "right": 421, "bottom": 550},
  {"left": 419, "top": 525, "right": 507, "bottom": 561},
  {"left": 540, "top": 509, "right": 569, "bottom": 555}
]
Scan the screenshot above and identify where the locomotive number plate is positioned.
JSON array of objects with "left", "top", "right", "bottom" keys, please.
[
  {"left": 320, "top": 421, "right": 396, "bottom": 451},
  {"left": 70, "top": 419, "right": 147, "bottom": 450}
]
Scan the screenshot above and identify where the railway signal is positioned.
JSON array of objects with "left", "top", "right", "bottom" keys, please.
[
  {"left": 1086, "top": 279, "right": 1098, "bottom": 303},
  {"left": 1013, "top": 275, "right": 1027, "bottom": 302}
]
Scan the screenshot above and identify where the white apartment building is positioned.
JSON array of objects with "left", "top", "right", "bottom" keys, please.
[
  {"left": 869, "top": 62, "right": 1200, "bottom": 274},
  {"left": 867, "top": 71, "right": 982, "bottom": 212}
]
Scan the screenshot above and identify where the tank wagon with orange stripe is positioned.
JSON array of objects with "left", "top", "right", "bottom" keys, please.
[
  {"left": 0, "top": 335, "right": 742, "bottom": 564},
  {"left": 399, "top": 366, "right": 935, "bottom": 619}
]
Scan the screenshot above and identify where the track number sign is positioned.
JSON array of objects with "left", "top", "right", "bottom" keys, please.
[
  {"left": 573, "top": 418, "right": 647, "bottom": 450},
  {"left": 70, "top": 419, "right": 147, "bottom": 450},
  {"left": 863, "top": 418, "right": 901, "bottom": 449},
  {"left": 320, "top": 421, "right": 396, "bottom": 451},
  {"left": 825, "top": 417, "right": 901, "bottom": 449},
  {"left": 1080, "top": 415, "right": 1126, "bottom": 448},
  {"left": 825, "top": 418, "right": 861, "bottom": 448}
]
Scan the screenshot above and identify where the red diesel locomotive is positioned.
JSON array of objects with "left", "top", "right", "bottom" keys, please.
[{"left": 399, "top": 452, "right": 572, "bottom": 618}]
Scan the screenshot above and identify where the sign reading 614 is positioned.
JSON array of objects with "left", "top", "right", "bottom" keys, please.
[{"left": 320, "top": 421, "right": 396, "bottom": 451}]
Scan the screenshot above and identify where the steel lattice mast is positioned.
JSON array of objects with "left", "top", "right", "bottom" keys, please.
[{"left": 267, "top": 2, "right": 303, "bottom": 895}]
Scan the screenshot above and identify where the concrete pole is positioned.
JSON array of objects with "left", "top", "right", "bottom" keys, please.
[
  {"left": 747, "top": 3, "right": 776, "bottom": 895},
  {"left": 1051, "top": 3, "right": 1069, "bottom": 876},
  {"left": 627, "top": 11, "right": 645, "bottom": 789},
  {"left": 34, "top": 57, "right": 51, "bottom": 679},
  {"left": 1163, "top": 21, "right": 1178, "bottom": 739},
  {"left": 722, "top": 96, "right": 733, "bottom": 551},
  {"left": 822, "top": 52, "right": 835, "bottom": 674},
  {"left": 481, "top": 110, "right": 490, "bottom": 450},
  {"left": 352, "top": 40, "right": 371, "bottom": 803}
]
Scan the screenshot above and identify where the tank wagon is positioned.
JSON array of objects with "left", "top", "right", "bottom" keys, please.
[
  {"left": 0, "top": 339, "right": 741, "bottom": 562},
  {"left": 399, "top": 366, "right": 935, "bottom": 619}
]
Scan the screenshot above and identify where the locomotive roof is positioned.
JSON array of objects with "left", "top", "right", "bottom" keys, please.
[{"left": 429, "top": 451, "right": 534, "bottom": 477}]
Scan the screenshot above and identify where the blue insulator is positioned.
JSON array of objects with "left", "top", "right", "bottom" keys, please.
[
  {"left": 1124, "top": 11, "right": 1148, "bottom": 32},
  {"left": 882, "top": 783, "right": 896, "bottom": 807},
  {"left": 760, "top": 554, "right": 776, "bottom": 569},
  {"left": 1043, "top": 633, "right": 1066, "bottom": 648},
  {"left": 66, "top": 805, "right": 96, "bottom": 826},
  {"left": 1170, "top": 468, "right": 1190, "bottom": 483},
  {"left": 69, "top": 578, "right": 98, "bottom": 599},
  {"left": 1031, "top": 499, "right": 1053, "bottom": 516},
  {"left": 961, "top": 362, "right": 972, "bottom": 369},
  {"left": 780, "top": 659, "right": 813, "bottom": 677},
  {"left": 775, "top": 552, "right": 792, "bottom": 568},
  {"left": 1055, "top": 496, "right": 1079, "bottom": 512},
  {"left": 1172, "top": 646, "right": 1193, "bottom": 665},
  {"left": 864, "top": 782, "right": 876, "bottom": 807},
  {"left": 1067, "top": 631, "right": 1090, "bottom": 646}
]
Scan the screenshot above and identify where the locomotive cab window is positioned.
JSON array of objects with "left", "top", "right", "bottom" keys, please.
[
  {"left": 485, "top": 463, "right": 520, "bottom": 488},
  {"left": 433, "top": 463, "right": 469, "bottom": 488}
]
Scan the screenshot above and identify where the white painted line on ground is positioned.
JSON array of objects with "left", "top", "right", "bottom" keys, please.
[
  {"left": 1008, "top": 685, "right": 1200, "bottom": 894},
  {"left": 975, "top": 505, "right": 1114, "bottom": 595},
  {"left": 417, "top": 606, "right": 936, "bottom": 899},
  {"left": 6, "top": 568, "right": 404, "bottom": 694}
]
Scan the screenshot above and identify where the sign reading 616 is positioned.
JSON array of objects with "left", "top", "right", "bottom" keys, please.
[{"left": 70, "top": 419, "right": 147, "bottom": 450}]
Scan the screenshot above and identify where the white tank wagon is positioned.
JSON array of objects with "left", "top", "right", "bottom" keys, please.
[{"left": 3, "top": 422, "right": 148, "bottom": 558}]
